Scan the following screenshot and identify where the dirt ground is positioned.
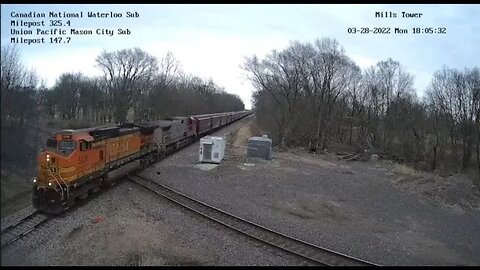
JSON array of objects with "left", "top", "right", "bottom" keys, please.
[
  {"left": 230, "top": 118, "right": 480, "bottom": 215},
  {"left": 2, "top": 115, "right": 480, "bottom": 266},
  {"left": 1, "top": 169, "right": 32, "bottom": 218},
  {"left": 228, "top": 120, "right": 264, "bottom": 157},
  {"left": 226, "top": 119, "right": 480, "bottom": 265}
]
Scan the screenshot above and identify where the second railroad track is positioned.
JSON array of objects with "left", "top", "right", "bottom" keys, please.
[
  {"left": 128, "top": 174, "right": 378, "bottom": 266},
  {"left": 1, "top": 211, "right": 50, "bottom": 249}
]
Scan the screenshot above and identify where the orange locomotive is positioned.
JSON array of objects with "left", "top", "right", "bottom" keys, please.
[
  {"left": 33, "top": 110, "right": 253, "bottom": 214},
  {"left": 34, "top": 124, "right": 157, "bottom": 214}
]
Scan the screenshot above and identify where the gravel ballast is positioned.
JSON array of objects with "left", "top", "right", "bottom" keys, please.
[
  {"left": 139, "top": 116, "right": 480, "bottom": 266},
  {"left": 2, "top": 115, "right": 479, "bottom": 265},
  {"left": 1, "top": 117, "right": 300, "bottom": 266}
]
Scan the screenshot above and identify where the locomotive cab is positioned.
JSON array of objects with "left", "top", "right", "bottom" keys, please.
[
  {"left": 34, "top": 130, "right": 97, "bottom": 214},
  {"left": 36, "top": 131, "right": 94, "bottom": 185}
]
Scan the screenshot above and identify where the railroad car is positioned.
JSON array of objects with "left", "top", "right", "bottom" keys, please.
[
  {"left": 192, "top": 114, "right": 213, "bottom": 135},
  {"left": 33, "top": 110, "right": 253, "bottom": 214},
  {"left": 220, "top": 113, "right": 229, "bottom": 127},
  {"left": 226, "top": 113, "right": 232, "bottom": 125},
  {"left": 211, "top": 114, "right": 222, "bottom": 129}
]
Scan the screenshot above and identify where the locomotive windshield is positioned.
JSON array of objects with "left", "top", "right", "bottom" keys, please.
[
  {"left": 58, "top": 140, "right": 76, "bottom": 150},
  {"left": 46, "top": 138, "right": 57, "bottom": 148}
]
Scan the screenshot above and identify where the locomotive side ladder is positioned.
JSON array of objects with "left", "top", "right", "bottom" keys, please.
[{"left": 46, "top": 166, "right": 69, "bottom": 201}]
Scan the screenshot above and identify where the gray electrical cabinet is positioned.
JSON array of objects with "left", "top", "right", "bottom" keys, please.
[{"left": 247, "top": 135, "right": 272, "bottom": 160}]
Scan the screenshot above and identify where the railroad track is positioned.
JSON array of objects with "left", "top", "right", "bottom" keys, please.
[
  {"left": 1, "top": 211, "right": 50, "bottom": 249},
  {"left": 128, "top": 174, "right": 378, "bottom": 266}
]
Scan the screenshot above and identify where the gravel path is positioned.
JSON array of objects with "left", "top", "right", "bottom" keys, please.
[
  {"left": 138, "top": 116, "right": 480, "bottom": 266},
  {"left": 2, "top": 115, "right": 479, "bottom": 265},
  {"left": 1, "top": 181, "right": 299, "bottom": 265}
]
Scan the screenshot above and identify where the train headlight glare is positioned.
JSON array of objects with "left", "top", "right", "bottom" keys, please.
[
  {"left": 33, "top": 177, "right": 37, "bottom": 183},
  {"left": 46, "top": 154, "right": 50, "bottom": 162},
  {"left": 48, "top": 182, "right": 52, "bottom": 186}
]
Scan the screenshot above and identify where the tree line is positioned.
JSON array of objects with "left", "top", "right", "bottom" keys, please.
[
  {"left": 1, "top": 45, "right": 244, "bottom": 175},
  {"left": 40, "top": 48, "right": 244, "bottom": 123},
  {"left": 1, "top": 45, "right": 42, "bottom": 172},
  {"left": 243, "top": 38, "right": 479, "bottom": 176}
]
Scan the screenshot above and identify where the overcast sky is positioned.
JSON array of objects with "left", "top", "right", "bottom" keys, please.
[{"left": 1, "top": 4, "right": 479, "bottom": 109}]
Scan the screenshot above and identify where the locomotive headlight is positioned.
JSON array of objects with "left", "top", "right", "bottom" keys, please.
[
  {"left": 46, "top": 154, "right": 50, "bottom": 162},
  {"left": 48, "top": 182, "right": 52, "bottom": 186},
  {"left": 33, "top": 177, "right": 37, "bottom": 183}
]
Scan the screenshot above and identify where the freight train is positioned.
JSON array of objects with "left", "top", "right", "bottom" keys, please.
[{"left": 33, "top": 110, "right": 252, "bottom": 214}]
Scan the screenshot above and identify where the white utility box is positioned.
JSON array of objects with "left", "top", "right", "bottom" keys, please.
[{"left": 199, "top": 136, "right": 226, "bottom": 164}]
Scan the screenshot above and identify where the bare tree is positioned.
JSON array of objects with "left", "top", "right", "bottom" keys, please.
[
  {"left": 96, "top": 47, "right": 159, "bottom": 123},
  {"left": 1, "top": 45, "right": 41, "bottom": 175},
  {"left": 1, "top": 45, "right": 39, "bottom": 123},
  {"left": 50, "top": 73, "right": 82, "bottom": 119},
  {"left": 244, "top": 38, "right": 359, "bottom": 149},
  {"left": 158, "top": 51, "right": 182, "bottom": 88},
  {"left": 244, "top": 36, "right": 478, "bottom": 181},
  {"left": 427, "top": 67, "right": 478, "bottom": 170},
  {"left": 464, "top": 68, "right": 480, "bottom": 173},
  {"left": 243, "top": 41, "right": 312, "bottom": 147},
  {"left": 376, "top": 58, "right": 414, "bottom": 152}
]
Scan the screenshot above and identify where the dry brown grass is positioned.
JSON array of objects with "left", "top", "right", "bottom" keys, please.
[
  {"left": 392, "top": 164, "right": 420, "bottom": 177},
  {"left": 229, "top": 118, "right": 265, "bottom": 157}
]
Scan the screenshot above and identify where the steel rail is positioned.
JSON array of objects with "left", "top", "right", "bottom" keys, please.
[
  {"left": 128, "top": 174, "right": 379, "bottom": 266},
  {"left": 1, "top": 211, "right": 50, "bottom": 249}
]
